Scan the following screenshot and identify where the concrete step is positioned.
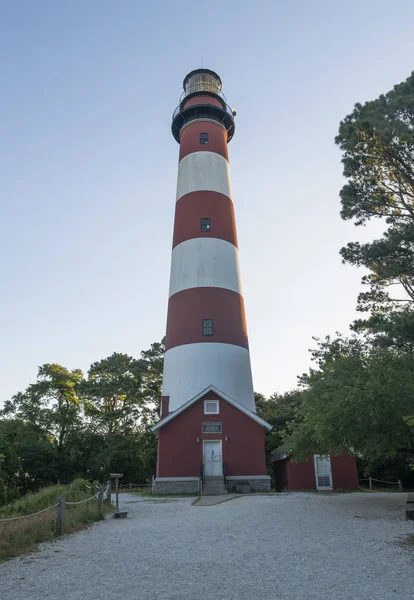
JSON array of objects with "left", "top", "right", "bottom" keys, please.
[{"left": 201, "top": 479, "right": 226, "bottom": 496}]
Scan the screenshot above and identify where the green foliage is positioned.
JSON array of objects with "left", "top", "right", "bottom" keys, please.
[
  {"left": 335, "top": 72, "right": 414, "bottom": 228},
  {"left": 0, "top": 479, "right": 110, "bottom": 561},
  {"left": 335, "top": 71, "right": 414, "bottom": 343},
  {"left": 140, "top": 338, "right": 165, "bottom": 421},
  {"left": 80, "top": 352, "right": 147, "bottom": 438},
  {"left": 0, "top": 340, "right": 164, "bottom": 502},
  {"left": 0, "top": 478, "right": 91, "bottom": 519},
  {"left": 255, "top": 391, "right": 302, "bottom": 464},
  {"left": 2, "top": 364, "right": 82, "bottom": 448},
  {"left": 287, "top": 335, "right": 414, "bottom": 477},
  {"left": 0, "top": 420, "right": 58, "bottom": 504},
  {"left": 278, "top": 72, "right": 414, "bottom": 485}
]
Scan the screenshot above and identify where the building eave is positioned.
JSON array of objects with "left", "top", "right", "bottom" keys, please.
[{"left": 151, "top": 384, "right": 272, "bottom": 436}]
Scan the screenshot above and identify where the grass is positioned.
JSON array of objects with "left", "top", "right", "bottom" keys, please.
[{"left": 0, "top": 479, "right": 112, "bottom": 562}]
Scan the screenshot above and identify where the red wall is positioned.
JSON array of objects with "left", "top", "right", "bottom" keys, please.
[
  {"left": 275, "top": 453, "right": 358, "bottom": 490},
  {"left": 183, "top": 95, "right": 223, "bottom": 109},
  {"left": 157, "top": 392, "right": 267, "bottom": 477},
  {"left": 330, "top": 453, "right": 359, "bottom": 489},
  {"left": 286, "top": 458, "right": 316, "bottom": 490}
]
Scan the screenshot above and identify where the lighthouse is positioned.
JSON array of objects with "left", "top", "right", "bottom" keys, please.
[{"left": 151, "top": 69, "right": 271, "bottom": 494}]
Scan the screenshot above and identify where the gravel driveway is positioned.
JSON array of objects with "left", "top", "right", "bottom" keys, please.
[{"left": 1, "top": 492, "right": 413, "bottom": 600}]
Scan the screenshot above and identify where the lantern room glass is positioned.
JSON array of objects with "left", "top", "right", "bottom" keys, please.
[{"left": 183, "top": 72, "right": 222, "bottom": 99}]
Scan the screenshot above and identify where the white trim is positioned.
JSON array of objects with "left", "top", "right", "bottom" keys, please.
[
  {"left": 151, "top": 384, "right": 272, "bottom": 434},
  {"left": 226, "top": 476, "right": 271, "bottom": 481},
  {"left": 176, "top": 151, "right": 232, "bottom": 201},
  {"left": 204, "top": 399, "right": 219, "bottom": 415},
  {"left": 169, "top": 238, "right": 242, "bottom": 297},
  {"left": 203, "top": 439, "right": 223, "bottom": 477},
  {"left": 154, "top": 477, "right": 199, "bottom": 482}
]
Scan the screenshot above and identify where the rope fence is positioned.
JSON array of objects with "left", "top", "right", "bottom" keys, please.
[
  {"left": 359, "top": 476, "right": 403, "bottom": 491},
  {"left": 0, "top": 482, "right": 111, "bottom": 534},
  {"left": 0, "top": 504, "right": 59, "bottom": 523},
  {"left": 64, "top": 493, "right": 99, "bottom": 506}
]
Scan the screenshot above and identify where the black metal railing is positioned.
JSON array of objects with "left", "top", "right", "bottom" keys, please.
[
  {"left": 200, "top": 462, "right": 205, "bottom": 490},
  {"left": 223, "top": 461, "right": 227, "bottom": 492},
  {"left": 172, "top": 100, "right": 234, "bottom": 122},
  {"left": 171, "top": 102, "right": 236, "bottom": 143}
]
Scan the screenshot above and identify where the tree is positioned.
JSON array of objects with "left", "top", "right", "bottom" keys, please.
[
  {"left": 335, "top": 72, "right": 414, "bottom": 347},
  {"left": 287, "top": 335, "right": 414, "bottom": 478},
  {"left": 255, "top": 391, "right": 302, "bottom": 464},
  {"left": 0, "top": 341, "right": 167, "bottom": 497},
  {"left": 80, "top": 352, "right": 147, "bottom": 438},
  {"left": 1, "top": 364, "right": 83, "bottom": 449},
  {"left": 140, "top": 338, "right": 165, "bottom": 423},
  {"left": 0, "top": 420, "right": 58, "bottom": 502}
]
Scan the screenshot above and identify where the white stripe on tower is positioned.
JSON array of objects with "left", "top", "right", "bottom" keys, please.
[
  {"left": 162, "top": 344, "right": 255, "bottom": 412},
  {"left": 168, "top": 238, "right": 242, "bottom": 297},
  {"left": 176, "top": 151, "right": 232, "bottom": 201}
]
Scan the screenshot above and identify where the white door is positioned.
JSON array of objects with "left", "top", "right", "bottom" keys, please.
[
  {"left": 203, "top": 441, "right": 222, "bottom": 476},
  {"left": 313, "top": 455, "right": 333, "bottom": 491}
]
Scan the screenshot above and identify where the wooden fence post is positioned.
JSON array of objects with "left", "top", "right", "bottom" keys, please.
[
  {"left": 56, "top": 496, "right": 65, "bottom": 535},
  {"left": 97, "top": 490, "right": 103, "bottom": 516},
  {"left": 398, "top": 479, "right": 402, "bottom": 492},
  {"left": 369, "top": 476, "right": 372, "bottom": 490}
]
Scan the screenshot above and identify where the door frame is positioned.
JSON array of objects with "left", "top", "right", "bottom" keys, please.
[
  {"left": 313, "top": 454, "right": 333, "bottom": 491},
  {"left": 203, "top": 440, "right": 223, "bottom": 476}
]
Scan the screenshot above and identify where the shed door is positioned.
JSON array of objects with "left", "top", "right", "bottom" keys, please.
[{"left": 313, "top": 455, "right": 333, "bottom": 490}]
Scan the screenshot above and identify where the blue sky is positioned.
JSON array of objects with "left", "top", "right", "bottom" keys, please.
[{"left": 1, "top": 0, "right": 414, "bottom": 404}]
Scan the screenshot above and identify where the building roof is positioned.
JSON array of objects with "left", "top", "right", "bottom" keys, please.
[
  {"left": 270, "top": 449, "right": 290, "bottom": 463},
  {"left": 151, "top": 385, "right": 273, "bottom": 436}
]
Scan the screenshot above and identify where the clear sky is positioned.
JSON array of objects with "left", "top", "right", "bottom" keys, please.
[{"left": 1, "top": 0, "right": 414, "bottom": 405}]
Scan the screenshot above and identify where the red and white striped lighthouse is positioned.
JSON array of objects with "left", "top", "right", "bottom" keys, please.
[{"left": 152, "top": 70, "right": 271, "bottom": 495}]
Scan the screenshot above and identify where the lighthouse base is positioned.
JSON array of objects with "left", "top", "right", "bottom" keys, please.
[
  {"left": 225, "top": 476, "right": 271, "bottom": 493},
  {"left": 153, "top": 477, "right": 200, "bottom": 495},
  {"left": 151, "top": 386, "right": 273, "bottom": 496}
]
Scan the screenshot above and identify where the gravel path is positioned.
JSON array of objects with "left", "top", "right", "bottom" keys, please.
[{"left": 1, "top": 492, "right": 413, "bottom": 600}]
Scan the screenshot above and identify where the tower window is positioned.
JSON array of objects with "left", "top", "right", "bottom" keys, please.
[
  {"left": 202, "top": 319, "right": 213, "bottom": 336},
  {"left": 201, "top": 218, "right": 210, "bottom": 232},
  {"left": 200, "top": 132, "right": 209, "bottom": 144}
]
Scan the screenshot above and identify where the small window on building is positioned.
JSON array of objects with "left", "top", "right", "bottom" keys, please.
[
  {"left": 201, "top": 218, "right": 210, "bottom": 232},
  {"left": 202, "top": 319, "right": 213, "bottom": 336},
  {"left": 200, "top": 132, "right": 209, "bottom": 144},
  {"left": 204, "top": 400, "right": 219, "bottom": 415}
]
